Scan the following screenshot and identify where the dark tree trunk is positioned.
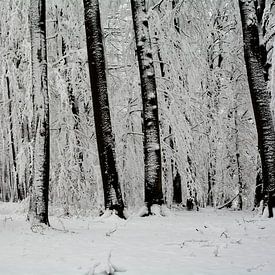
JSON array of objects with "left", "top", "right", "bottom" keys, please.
[
  {"left": 173, "top": 171, "right": 182, "bottom": 204},
  {"left": 5, "top": 72, "right": 24, "bottom": 201},
  {"left": 207, "top": 149, "right": 216, "bottom": 206},
  {"left": 172, "top": 0, "right": 180, "bottom": 33},
  {"left": 131, "top": 0, "right": 163, "bottom": 211},
  {"left": 28, "top": 0, "right": 50, "bottom": 225},
  {"left": 234, "top": 107, "right": 243, "bottom": 210},
  {"left": 83, "top": 0, "right": 125, "bottom": 217},
  {"left": 239, "top": 0, "right": 275, "bottom": 218},
  {"left": 21, "top": 116, "right": 31, "bottom": 197},
  {"left": 170, "top": 127, "right": 182, "bottom": 204}
]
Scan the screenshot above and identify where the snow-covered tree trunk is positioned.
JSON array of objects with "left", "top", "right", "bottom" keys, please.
[
  {"left": 83, "top": 0, "right": 125, "bottom": 217},
  {"left": 61, "top": 36, "right": 84, "bottom": 179},
  {"left": 239, "top": 0, "right": 275, "bottom": 217},
  {"left": 28, "top": 0, "right": 50, "bottom": 225},
  {"left": 54, "top": 5, "right": 84, "bottom": 180},
  {"left": 234, "top": 105, "right": 243, "bottom": 210},
  {"left": 131, "top": 0, "right": 163, "bottom": 211},
  {"left": 5, "top": 72, "right": 24, "bottom": 201},
  {"left": 151, "top": 1, "right": 182, "bottom": 206},
  {"left": 205, "top": 8, "right": 224, "bottom": 207}
]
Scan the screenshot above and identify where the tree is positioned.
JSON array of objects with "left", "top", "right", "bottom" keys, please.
[
  {"left": 27, "top": 0, "right": 50, "bottom": 225},
  {"left": 239, "top": 0, "right": 275, "bottom": 217},
  {"left": 83, "top": 0, "right": 125, "bottom": 218},
  {"left": 6, "top": 69, "right": 24, "bottom": 201},
  {"left": 234, "top": 96, "right": 243, "bottom": 210},
  {"left": 58, "top": 7, "right": 84, "bottom": 180},
  {"left": 150, "top": 0, "right": 183, "bottom": 206},
  {"left": 130, "top": 0, "right": 163, "bottom": 213}
]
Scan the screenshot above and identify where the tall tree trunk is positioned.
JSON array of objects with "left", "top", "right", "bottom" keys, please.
[
  {"left": 206, "top": 9, "right": 224, "bottom": 207},
  {"left": 28, "top": 0, "right": 50, "bottom": 225},
  {"left": 57, "top": 7, "right": 84, "bottom": 179},
  {"left": 61, "top": 37, "right": 84, "bottom": 178},
  {"left": 152, "top": 2, "right": 182, "bottom": 206},
  {"left": 83, "top": 0, "right": 125, "bottom": 217},
  {"left": 131, "top": 0, "right": 163, "bottom": 212},
  {"left": 5, "top": 71, "right": 24, "bottom": 201},
  {"left": 234, "top": 105, "right": 243, "bottom": 210},
  {"left": 239, "top": 0, "right": 275, "bottom": 218},
  {"left": 21, "top": 116, "right": 31, "bottom": 197}
]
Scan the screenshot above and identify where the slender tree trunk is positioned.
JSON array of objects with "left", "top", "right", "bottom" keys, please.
[
  {"left": 234, "top": 106, "right": 243, "bottom": 210},
  {"left": 131, "top": 0, "right": 163, "bottom": 212},
  {"left": 206, "top": 10, "right": 224, "bottom": 207},
  {"left": 239, "top": 0, "right": 275, "bottom": 218},
  {"left": 207, "top": 141, "right": 216, "bottom": 206},
  {"left": 152, "top": 3, "right": 182, "bottom": 206},
  {"left": 21, "top": 117, "right": 31, "bottom": 197},
  {"left": 1, "top": 128, "right": 10, "bottom": 202},
  {"left": 170, "top": 131, "right": 182, "bottom": 204},
  {"left": 172, "top": 0, "right": 180, "bottom": 33},
  {"left": 5, "top": 72, "right": 23, "bottom": 201},
  {"left": 61, "top": 37, "right": 84, "bottom": 178},
  {"left": 28, "top": 0, "right": 50, "bottom": 225},
  {"left": 56, "top": 7, "right": 84, "bottom": 178},
  {"left": 83, "top": 0, "right": 125, "bottom": 217}
]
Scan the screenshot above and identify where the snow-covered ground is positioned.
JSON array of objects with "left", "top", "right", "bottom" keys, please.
[{"left": 1, "top": 203, "right": 275, "bottom": 275}]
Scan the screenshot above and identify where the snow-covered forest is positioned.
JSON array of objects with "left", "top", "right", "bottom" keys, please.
[{"left": 1, "top": 0, "right": 275, "bottom": 274}]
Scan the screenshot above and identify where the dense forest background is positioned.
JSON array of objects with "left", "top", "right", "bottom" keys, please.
[{"left": 0, "top": 0, "right": 266, "bottom": 216}]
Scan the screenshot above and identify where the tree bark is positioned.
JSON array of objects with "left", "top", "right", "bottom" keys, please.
[
  {"left": 205, "top": 10, "right": 223, "bottom": 206},
  {"left": 234, "top": 107, "right": 243, "bottom": 210},
  {"left": 131, "top": 0, "right": 163, "bottom": 211},
  {"left": 151, "top": 2, "right": 182, "bottom": 206},
  {"left": 83, "top": 0, "right": 125, "bottom": 217},
  {"left": 239, "top": 0, "right": 275, "bottom": 218},
  {"left": 172, "top": 0, "right": 180, "bottom": 33},
  {"left": 28, "top": 0, "right": 50, "bottom": 225},
  {"left": 5, "top": 72, "right": 24, "bottom": 201},
  {"left": 61, "top": 37, "right": 84, "bottom": 178}
]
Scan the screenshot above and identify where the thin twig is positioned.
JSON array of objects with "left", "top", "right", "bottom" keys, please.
[{"left": 152, "top": 0, "right": 165, "bottom": 11}]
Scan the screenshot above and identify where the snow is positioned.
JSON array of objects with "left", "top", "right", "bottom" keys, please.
[{"left": 1, "top": 202, "right": 275, "bottom": 275}]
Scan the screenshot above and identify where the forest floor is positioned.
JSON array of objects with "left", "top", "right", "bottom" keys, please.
[{"left": 0, "top": 203, "right": 275, "bottom": 275}]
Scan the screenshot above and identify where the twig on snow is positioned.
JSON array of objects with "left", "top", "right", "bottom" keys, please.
[
  {"left": 217, "top": 193, "right": 239, "bottom": 209},
  {"left": 106, "top": 226, "right": 117, "bottom": 237}
]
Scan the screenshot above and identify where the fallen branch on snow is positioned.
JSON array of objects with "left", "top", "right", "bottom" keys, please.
[{"left": 217, "top": 193, "right": 240, "bottom": 209}]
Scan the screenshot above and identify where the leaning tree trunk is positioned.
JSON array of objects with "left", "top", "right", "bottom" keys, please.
[
  {"left": 28, "top": 0, "right": 50, "bottom": 225},
  {"left": 83, "top": 0, "right": 125, "bottom": 217},
  {"left": 131, "top": 0, "right": 163, "bottom": 212},
  {"left": 239, "top": 0, "right": 275, "bottom": 218}
]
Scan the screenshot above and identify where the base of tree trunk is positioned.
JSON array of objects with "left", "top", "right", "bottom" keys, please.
[
  {"left": 138, "top": 204, "right": 168, "bottom": 217},
  {"left": 262, "top": 205, "right": 275, "bottom": 218},
  {"left": 99, "top": 207, "right": 127, "bottom": 220},
  {"left": 266, "top": 192, "right": 275, "bottom": 218},
  {"left": 27, "top": 213, "right": 50, "bottom": 227}
]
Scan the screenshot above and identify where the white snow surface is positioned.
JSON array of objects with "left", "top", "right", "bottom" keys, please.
[{"left": 1, "top": 202, "right": 275, "bottom": 275}]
